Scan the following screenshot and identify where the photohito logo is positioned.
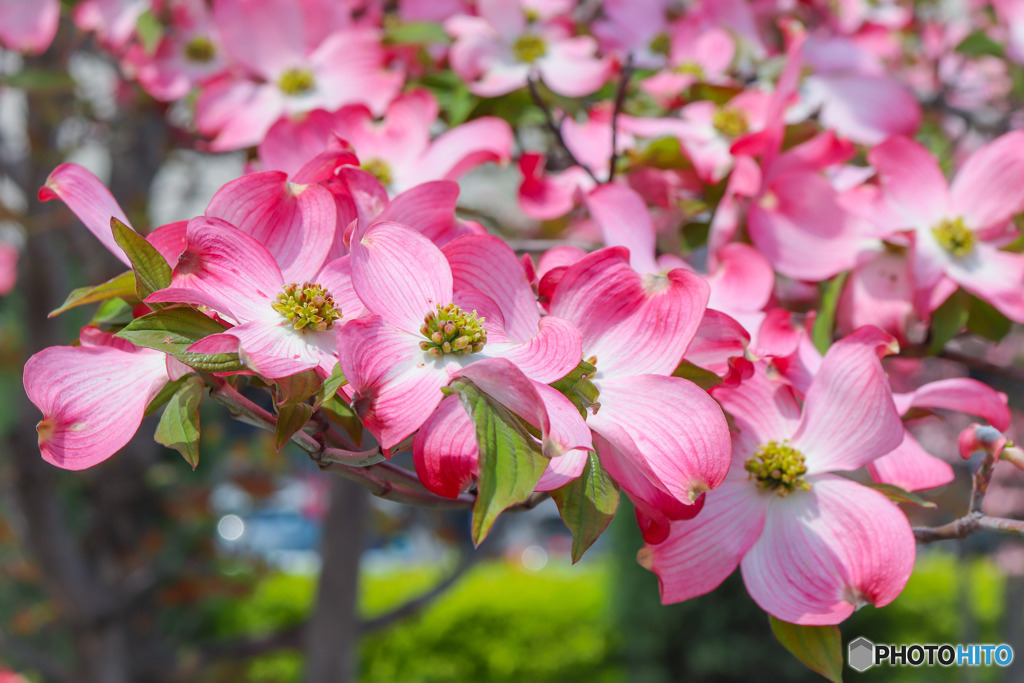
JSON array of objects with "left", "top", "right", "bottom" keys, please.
[{"left": 848, "top": 637, "right": 1014, "bottom": 672}]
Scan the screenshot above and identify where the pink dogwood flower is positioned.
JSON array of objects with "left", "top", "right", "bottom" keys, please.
[
  {"left": 797, "top": 34, "right": 921, "bottom": 145},
  {"left": 24, "top": 327, "right": 185, "bottom": 470},
  {"left": 0, "top": 0, "right": 59, "bottom": 54},
  {"left": 196, "top": 0, "right": 403, "bottom": 150},
  {"left": 123, "top": 0, "right": 228, "bottom": 101},
  {"left": 261, "top": 89, "right": 512, "bottom": 195},
  {"left": 446, "top": 0, "right": 610, "bottom": 98},
  {"left": 73, "top": 0, "right": 149, "bottom": 51},
  {"left": 147, "top": 218, "right": 360, "bottom": 378},
  {"left": 639, "top": 327, "right": 914, "bottom": 625},
  {"left": 639, "top": 17, "right": 736, "bottom": 107},
  {"left": 338, "top": 221, "right": 582, "bottom": 450},
  {"left": 869, "top": 132, "right": 1024, "bottom": 322},
  {"left": 869, "top": 378, "right": 1011, "bottom": 492},
  {"left": 39, "top": 163, "right": 190, "bottom": 266},
  {"left": 546, "top": 245, "right": 732, "bottom": 541}
]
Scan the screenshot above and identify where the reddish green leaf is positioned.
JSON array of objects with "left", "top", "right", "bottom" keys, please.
[
  {"left": 49, "top": 270, "right": 137, "bottom": 317},
  {"left": 450, "top": 379, "right": 548, "bottom": 546}
]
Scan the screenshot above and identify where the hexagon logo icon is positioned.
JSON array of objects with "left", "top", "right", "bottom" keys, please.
[{"left": 848, "top": 637, "right": 875, "bottom": 672}]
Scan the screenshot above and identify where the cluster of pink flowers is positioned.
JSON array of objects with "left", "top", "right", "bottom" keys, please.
[{"left": 11, "top": 0, "right": 1024, "bottom": 634}]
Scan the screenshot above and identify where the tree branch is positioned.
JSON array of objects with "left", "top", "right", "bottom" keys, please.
[
  {"left": 526, "top": 74, "right": 601, "bottom": 184},
  {"left": 938, "top": 349, "right": 1024, "bottom": 384},
  {"left": 913, "top": 445, "right": 1024, "bottom": 543},
  {"left": 196, "top": 622, "right": 306, "bottom": 662},
  {"left": 359, "top": 552, "right": 479, "bottom": 633},
  {"left": 205, "top": 379, "right": 477, "bottom": 510},
  {"left": 607, "top": 53, "right": 635, "bottom": 183}
]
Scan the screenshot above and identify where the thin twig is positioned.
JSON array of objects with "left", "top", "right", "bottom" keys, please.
[
  {"left": 939, "top": 349, "right": 1024, "bottom": 385},
  {"left": 913, "top": 446, "right": 1024, "bottom": 543},
  {"left": 900, "top": 344, "right": 1024, "bottom": 385},
  {"left": 359, "top": 553, "right": 479, "bottom": 633},
  {"left": 607, "top": 53, "right": 635, "bottom": 183},
  {"left": 526, "top": 73, "right": 600, "bottom": 184},
  {"left": 193, "top": 622, "right": 306, "bottom": 664}
]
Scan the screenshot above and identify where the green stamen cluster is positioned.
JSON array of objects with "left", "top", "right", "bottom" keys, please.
[
  {"left": 649, "top": 32, "right": 671, "bottom": 55},
  {"left": 184, "top": 35, "right": 216, "bottom": 63},
  {"left": 278, "top": 68, "right": 316, "bottom": 96},
  {"left": 712, "top": 107, "right": 749, "bottom": 138},
  {"left": 361, "top": 158, "right": 393, "bottom": 186},
  {"left": 932, "top": 216, "right": 975, "bottom": 257},
  {"left": 419, "top": 303, "right": 487, "bottom": 357},
  {"left": 513, "top": 34, "right": 547, "bottom": 63},
  {"left": 675, "top": 61, "right": 705, "bottom": 78},
  {"left": 745, "top": 440, "right": 811, "bottom": 497},
  {"left": 272, "top": 282, "right": 341, "bottom": 331}
]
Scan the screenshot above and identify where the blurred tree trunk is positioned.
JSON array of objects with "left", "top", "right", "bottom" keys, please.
[
  {"left": 1, "top": 27, "right": 177, "bottom": 681},
  {"left": 304, "top": 477, "right": 368, "bottom": 683}
]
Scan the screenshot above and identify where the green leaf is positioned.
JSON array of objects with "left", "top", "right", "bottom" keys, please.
[
  {"left": 320, "top": 394, "right": 363, "bottom": 445},
  {"left": 313, "top": 364, "right": 347, "bottom": 409},
  {"left": 451, "top": 379, "right": 549, "bottom": 545},
  {"left": 1, "top": 69, "right": 76, "bottom": 92},
  {"left": 967, "top": 295, "right": 1012, "bottom": 342},
  {"left": 50, "top": 271, "right": 139, "bottom": 318},
  {"left": 551, "top": 452, "right": 619, "bottom": 563},
  {"left": 274, "top": 369, "right": 322, "bottom": 407},
  {"left": 145, "top": 375, "right": 190, "bottom": 416},
  {"left": 550, "top": 359, "right": 599, "bottom": 419},
  {"left": 928, "top": 289, "right": 969, "bottom": 354},
  {"left": 135, "top": 9, "right": 164, "bottom": 54},
  {"left": 672, "top": 360, "right": 723, "bottom": 391},
  {"left": 110, "top": 217, "right": 172, "bottom": 301},
  {"left": 384, "top": 20, "right": 452, "bottom": 46},
  {"left": 90, "top": 298, "right": 136, "bottom": 328},
  {"left": 116, "top": 307, "right": 246, "bottom": 372},
  {"left": 811, "top": 272, "right": 849, "bottom": 355},
  {"left": 769, "top": 616, "right": 844, "bottom": 683},
  {"left": 154, "top": 377, "right": 204, "bottom": 469},
  {"left": 679, "top": 220, "right": 711, "bottom": 253},
  {"left": 447, "top": 84, "right": 478, "bottom": 126},
  {"left": 956, "top": 31, "right": 1004, "bottom": 58},
  {"left": 628, "top": 137, "right": 692, "bottom": 170},
  {"left": 275, "top": 403, "right": 313, "bottom": 451},
  {"left": 866, "top": 483, "right": 938, "bottom": 509}
]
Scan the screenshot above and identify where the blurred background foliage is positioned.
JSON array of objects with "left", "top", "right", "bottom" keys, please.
[{"left": 3, "top": 6, "right": 1024, "bottom": 683}]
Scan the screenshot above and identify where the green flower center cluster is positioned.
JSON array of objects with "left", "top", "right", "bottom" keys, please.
[
  {"left": 419, "top": 303, "right": 487, "bottom": 357},
  {"left": 674, "top": 61, "right": 705, "bottom": 78},
  {"left": 278, "top": 68, "right": 316, "bottom": 96},
  {"left": 744, "top": 440, "right": 811, "bottom": 497},
  {"left": 712, "top": 107, "right": 749, "bottom": 138},
  {"left": 272, "top": 282, "right": 341, "bottom": 331},
  {"left": 513, "top": 34, "right": 547, "bottom": 63},
  {"left": 361, "top": 158, "right": 393, "bottom": 186},
  {"left": 649, "top": 32, "right": 671, "bottom": 56},
  {"left": 184, "top": 36, "right": 217, "bottom": 63},
  {"left": 932, "top": 216, "right": 975, "bottom": 257}
]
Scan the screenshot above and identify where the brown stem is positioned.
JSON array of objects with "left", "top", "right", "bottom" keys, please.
[
  {"left": 939, "top": 349, "right": 1024, "bottom": 384},
  {"left": 206, "top": 379, "right": 476, "bottom": 509},
  {"left": 526, "top": 74, "right": 601, "bottom": 184},
  {"left": 913, "top": 448, "right": 1024, "bottom": 543},
  {"left": 607, "top": 53, "right": 635, "bottom": 183}
]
